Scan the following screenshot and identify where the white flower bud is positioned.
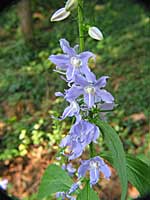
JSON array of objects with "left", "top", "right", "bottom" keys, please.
[
  {"left": 51, "top": 7, "right": 71, "bottom": 22},
  {"left": 88, "top": 26, "right": 103, "bottom": 40},
  {"left": 65, "top": 0, "right": 77, "bottom": 11}
]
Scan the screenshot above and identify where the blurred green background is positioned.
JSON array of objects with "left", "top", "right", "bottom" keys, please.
[{"left": 0, "top": 0, "right": 149, "bottom": 199}]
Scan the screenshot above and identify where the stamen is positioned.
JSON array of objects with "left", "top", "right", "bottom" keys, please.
[
  {"left": 53, "top": 69, "right": 66, "bottom": 75},
  {"left": 84, "top": 86, "right": 95, "bottom": 94},
  {"left": 71, "top": 101, "right": 78, "bottom": 110},
  {"left": 90, "top": 161, "right": 98, "bottom": 169},
  {"left": 70, "top": 56, "right": 82, "bottom": 68}
]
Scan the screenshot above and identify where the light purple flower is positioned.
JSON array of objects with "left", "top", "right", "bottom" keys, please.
[
  {"left": 65, "top": 73, "right": 114, "bottom": 108},
  {"left": 61, "top": 101, "right": 80, "bottom": 120},
  {"left": 60, "top": 120, "right": 100, "bottom": 160},
  {"left": 68, "top": 181, "right": 81, "bottom": 194},
  {"left": 56, "top": 191, "right": 76, "bottom": 200},
  {"left": 49, "top": 39, "right": 95, "bottom": 81},
  {"left": 53, "top": 93, "right": 81, "bottom": 120},
  {"left": 55, "top": 89, "right": 79, "bottom": 118},
  {"left": 78, "top": 156, "right": 111, "bottom": 186},
  {"left": 55, "top": 91, "right": 64, "bottom": 97},
  {"left": 56, "top": 191, "right": 66, "bottom": 200},
  {"left": 62, "top": 163, "right": 76, "bottom": 176}
]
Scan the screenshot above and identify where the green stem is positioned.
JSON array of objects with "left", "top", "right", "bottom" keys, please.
[
  {"left": 77, "top": 0, "right": 84, "bottom": 51},
  {"left": 89, "top": 142, "right": 94, "bottom": 158},
  {"left": 89, "top": 114, "right": 95, "bottom": 158},
  {"left": 77, "top": 0, "right": 94, "bottom": 159}
]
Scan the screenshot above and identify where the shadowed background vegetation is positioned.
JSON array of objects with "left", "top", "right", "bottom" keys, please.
[{"left": 0, "top": 0, "right": 149, "bottom": 199}]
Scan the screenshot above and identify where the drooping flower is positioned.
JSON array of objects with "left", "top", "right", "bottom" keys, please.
[
  {"left": 53, "top": 95, "right": 81, "bottom": 121},
  {"left": 65, "top": 73, "right": 114, "bottom": 108},
  {"left": 49, "top": 39, "right": 95, "bottom": 81},
  {"left": 51, "top": 8, "right": 71, "bottom": 22},
  {"left": 88, "top": 26, "right": 103, "bottom": 41},
  {"left": 78, "top": 156, "right": 111, "bottom": 186},
  {"left": 61, "top": 101, "right": 80, "bottom": 120},
  {"left": 60, "top": 120, "right": 100, "bottom": 160},
  {"left": 62, "top": 163, "right": 76, "bottom": 176}
]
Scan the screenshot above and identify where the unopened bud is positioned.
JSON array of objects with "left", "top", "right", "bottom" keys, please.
[
  {"left": 88, "top": 26, "right": 103, "bottom": 40},
  {"left": 65, "top": 0, "right": 77, "bottom": 11},
  {"left": 51, "top": 7, "right": 71, "bottom": 22}
]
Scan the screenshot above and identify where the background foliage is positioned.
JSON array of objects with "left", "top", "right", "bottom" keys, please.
[{"left": 0, "top": 0, "right": 149, "bottom": 199}]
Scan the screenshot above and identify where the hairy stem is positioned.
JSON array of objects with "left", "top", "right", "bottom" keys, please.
[{"left": 77, "top": 0, "right": 84, "bottom": 51}]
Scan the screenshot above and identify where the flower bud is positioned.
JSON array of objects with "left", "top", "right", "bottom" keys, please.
[
  {"left": 65, "top": 0, "right": 77, "bottom": 11},
  {"left": 51, "top": 7, "right": 71, "bottom": 22},
  {"left": 88, "top": 26, "right": 103, "bottom": 40}
]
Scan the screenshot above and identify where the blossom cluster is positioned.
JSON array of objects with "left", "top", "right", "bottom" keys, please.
[{"left": 49, "top": 39, "right": 113, "bottom": 199}]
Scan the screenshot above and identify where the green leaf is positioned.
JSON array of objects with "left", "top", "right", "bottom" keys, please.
[
  {"left": 95, "top": 121, "right": 127, "bottom": 200},
  {"left": 38, "top": 164, "right": 73, "bottom": 199},
  {"left": 101, "top": 152, "right": 150, "bottom": 196},
  {"left": 136, "top": 154, "right": 150, "bottom": 166},
  {"left": 126, "top": 155, "right": 150, "bottom": 195},
  {"left": 77, "top": 182, "right": 99, "bottom": 200}
]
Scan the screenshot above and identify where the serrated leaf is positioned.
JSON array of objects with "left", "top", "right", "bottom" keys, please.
[
  {"left": 77, "top": 182, "right": 99, "bottom": 200},
  {"left": 101, "top": 152, "right": 150, "bottom": 196},
  {"left": 38, "top": 164, "right": 73, "bottom": 199},
  {"left": 95, "top": 121, "right": 127, "bottom": 200}
]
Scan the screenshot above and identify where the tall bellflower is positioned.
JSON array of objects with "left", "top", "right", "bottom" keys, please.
[{"left": 49, "top": 39, "right": 95, "bottom": 81}]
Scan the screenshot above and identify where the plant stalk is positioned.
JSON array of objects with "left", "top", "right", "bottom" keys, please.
[
  {"left": 89, "top": 142, "right": 94, "bottom": 158},
  {"left": 77, "top": 0, "right": 94, "bottom": 159},
  {"left": 77, "top": 0, "right": 84, "bottom": 51}
]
